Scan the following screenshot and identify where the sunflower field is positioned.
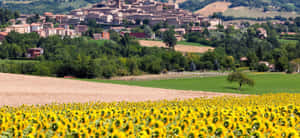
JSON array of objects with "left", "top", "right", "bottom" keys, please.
[{"left": 0, "top": 93, "right": 300, "bottom": 138}]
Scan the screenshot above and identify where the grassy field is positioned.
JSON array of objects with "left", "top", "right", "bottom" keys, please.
[
  {"left": 81, "top": 73, "right": 300, "bottom": 94},
  {"left": 0, "top": 59, "right": 39, "bottom": 63},
  {"left": 88, "top": 39, "right": 112, "bottom": 45},
  {"left": 279, "top": 39, "right": 299, "bottom": 45},
  {"left": 177, "top": 41, "right": 210, "bottom": 47}
]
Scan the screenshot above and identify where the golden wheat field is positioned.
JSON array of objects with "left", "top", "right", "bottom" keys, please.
[{"left": 0, "top": 93, "right": 299, "bottom": 138}]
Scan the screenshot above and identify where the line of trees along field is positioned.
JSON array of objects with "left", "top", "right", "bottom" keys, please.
[
  {"left": 0, "top": 31, "right": 237, "bottom": 78},
  {"left": 185, "top": 21, "right": 300, "bottom": 72},
  {"left": 2, "top": 20, "right": 300, "bottom": 78}
]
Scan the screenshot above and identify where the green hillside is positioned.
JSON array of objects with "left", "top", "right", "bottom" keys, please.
[
  {"left": 180, "top": 0, "right": 300, "bottom": 13},
  {"left": 1, "top": 0, "right": 300, "bottom": 16},
  {"left": 0, "top": 0, "right": 102, "bottom": 14}
]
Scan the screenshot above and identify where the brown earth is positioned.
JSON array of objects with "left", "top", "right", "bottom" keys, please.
[
  {"left": 0, "top": 73, "right": 243, "bottom": 106},
  {"left": 138, "top": 40, "right": 214, "bottom": 53},
  {"left": 195, "top": 1, "right": 232, "bottom": 16}
]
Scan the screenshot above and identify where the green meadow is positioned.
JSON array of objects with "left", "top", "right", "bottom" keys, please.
[
  {"left": 0, "top": 59, "right": 39, "bottom": 64},
  {"left": 176, "top": 41, "right": 211, "bottom": 47},
  {"left": 88, "top": 39, "right": 112, "bottom": 45},
  {"left": 81, "top": 73, "right": 300, "bottom": 94}
]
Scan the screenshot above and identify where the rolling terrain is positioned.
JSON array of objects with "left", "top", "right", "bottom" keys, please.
[
  {"left": 83, "top": 73, "right": 300, "bottom": 94},
  {"left": 0, "top": 73, "right": 241, "bottom": 106},
  {"left": 194, "top": 1, "right": 300, "bottom": 17},
  {"left": 194, "top": 1, "right": 231, "bottom": 16},
  {"left": 2, "top": 0, "right": 300, "bottom": 16}
]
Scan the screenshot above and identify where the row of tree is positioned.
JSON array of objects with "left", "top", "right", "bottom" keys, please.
[
  {"left": 185, "top": 22, "right": 300, "bottom": 72},
  {"left": 0, "top": 31, "right": 237, "bottom": 78},
  {"left": 0, "top": 8, "right": 19, "bottom": 28}
]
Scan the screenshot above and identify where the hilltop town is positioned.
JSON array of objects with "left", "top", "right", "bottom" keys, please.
[
  {"left": 0, "top": 0, "right": 222, "bottom": 40},
  {"left": 71, "top": 0, "right": 204, "bottom": 26}
]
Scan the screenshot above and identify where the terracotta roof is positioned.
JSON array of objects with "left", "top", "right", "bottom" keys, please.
[
  {"left": 55, "top": 28, "right": 65, "bottom": 30},
  {"left": 12, "top": 24, "right": 30, "bottom": 27},
  {"left": 0, "top": 32, "right": 8, "bottom": 36},
  {"left": 240, "top": 57, "right": 248, "bottom": 61},
  {"left": 44, "top": 12, "right": 53, "bottom": 16},
  {"left": 31, "top": 23, "right": 41, "bottom": 26}
]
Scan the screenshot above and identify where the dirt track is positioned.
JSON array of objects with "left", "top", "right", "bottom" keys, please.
[
  {"left": 138, "top": 40, "right": 214, "bottom": 53},
  {"left": 0, "top": 73, "right": 242, "bottom": 106}
]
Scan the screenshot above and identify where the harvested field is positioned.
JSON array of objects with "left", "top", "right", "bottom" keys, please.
[
  {"left": 0, "top": 73, "right": 242, "bottom": 106},
  {"left": 138, "top": 40, "right": 214, "bottom": 53},
  {"left": 195, "top": 1, "right": 231, "bottom": 16},
  {"left": 223, "top": 6, "right": 299, "bottom": 18}
]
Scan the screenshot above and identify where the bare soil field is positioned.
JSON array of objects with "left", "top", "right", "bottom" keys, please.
[
  {"left": 195, "top": 2, "right": 232, "bottom": 16},
  {"left": 0, "top": 73, "right": 242, "bottom": 106},
  {"left": 138, "top": 40, "right": 214, "bottom": 53}
]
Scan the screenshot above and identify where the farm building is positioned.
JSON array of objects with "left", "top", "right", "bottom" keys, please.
[
  {"left": 27, "top": 48, "right": 44, "bottom": 58},
  {"left": 93, "top": 32, "right": 110, "bottom": 40}
]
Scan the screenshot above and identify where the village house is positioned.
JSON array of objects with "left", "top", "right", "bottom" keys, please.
[
  {"left": 16, "top": 18, "right": 27, "bottom": 25},
  {"left": 27, "top": 48, "right": 44, "bottom": 58},
  {"left": 174, "top": 28, "right": 186, "bottom": 35},
  {"left": 189, "top": 26, "right": 203, "bottom": 32},
  {"left": 5, "top": 24, "right": 31, "bottom": 34},
  {"left": 44, "top": 12, "right": 54, "bottom": 18},
  {"left": 93, "top": 31, "right": 110, "bottom": 40},
  {"left": 43, "top": 23, "right": 54, "bottom": 29},
  {"left": 31, "top": 23, "right": 43, "bottom": 32},
  {"left": 110, "top": 26, "right": 125, "bottom": 32},
  {"left": 0, "top": 32, "right": 8, "bottom": 42},
  {"left": 257, "top": 28, "right": 267, "bottom": 39},
  {"left": 75, "top": 25, "right": 89, "bottom": 34}
]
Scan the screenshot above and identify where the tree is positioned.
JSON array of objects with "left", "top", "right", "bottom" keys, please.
[
  {"left": 291, "top": 58, "right": 300, "bottom": 72},
  {"left": 275, "top": 56, "right": 289, "bottom": 72},
  {"left": 142, "top": 19, "right": 149, "bottom": 25},
  {"left": 246, "top": 51, "right": 258, "bottom": 70},
  {"left": 144, "top": 25, "right": 153, "bottom": 38},
  {"left": 162, "top": 29, "right": 177, "bottom": 50},
  {"left": 255, "top": 63, "right": 269, "bottom": 72},
  {"left": 227, "top": 72, "right": 255, "bottom": 91},
  {"left": 120, "top": 33, "right": 131, "bottom": 57}
]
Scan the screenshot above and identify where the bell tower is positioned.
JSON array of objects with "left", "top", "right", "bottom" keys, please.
[{"left": 115, "top": 0, "right": 124, "bottom": 8}]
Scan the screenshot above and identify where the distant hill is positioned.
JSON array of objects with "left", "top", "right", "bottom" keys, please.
[
  {"left": 193, "top": 1, "right": 300, "bottom": 18},
  {"left": 1, "top": 0, "right": 300, "bottom": 16},
  {"left": 194, "top": 1, "right": 231, "bottom": 16},
  {"left": 180, "top": 0, "right": 300, "bottom": 15},
  {"left": 0, "top": 0, "right": 102, "bottom": 14}
]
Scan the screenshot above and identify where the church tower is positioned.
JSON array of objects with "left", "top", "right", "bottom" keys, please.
[{"left": 115, "top": 0, "right": 124, "bottom": 8}]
